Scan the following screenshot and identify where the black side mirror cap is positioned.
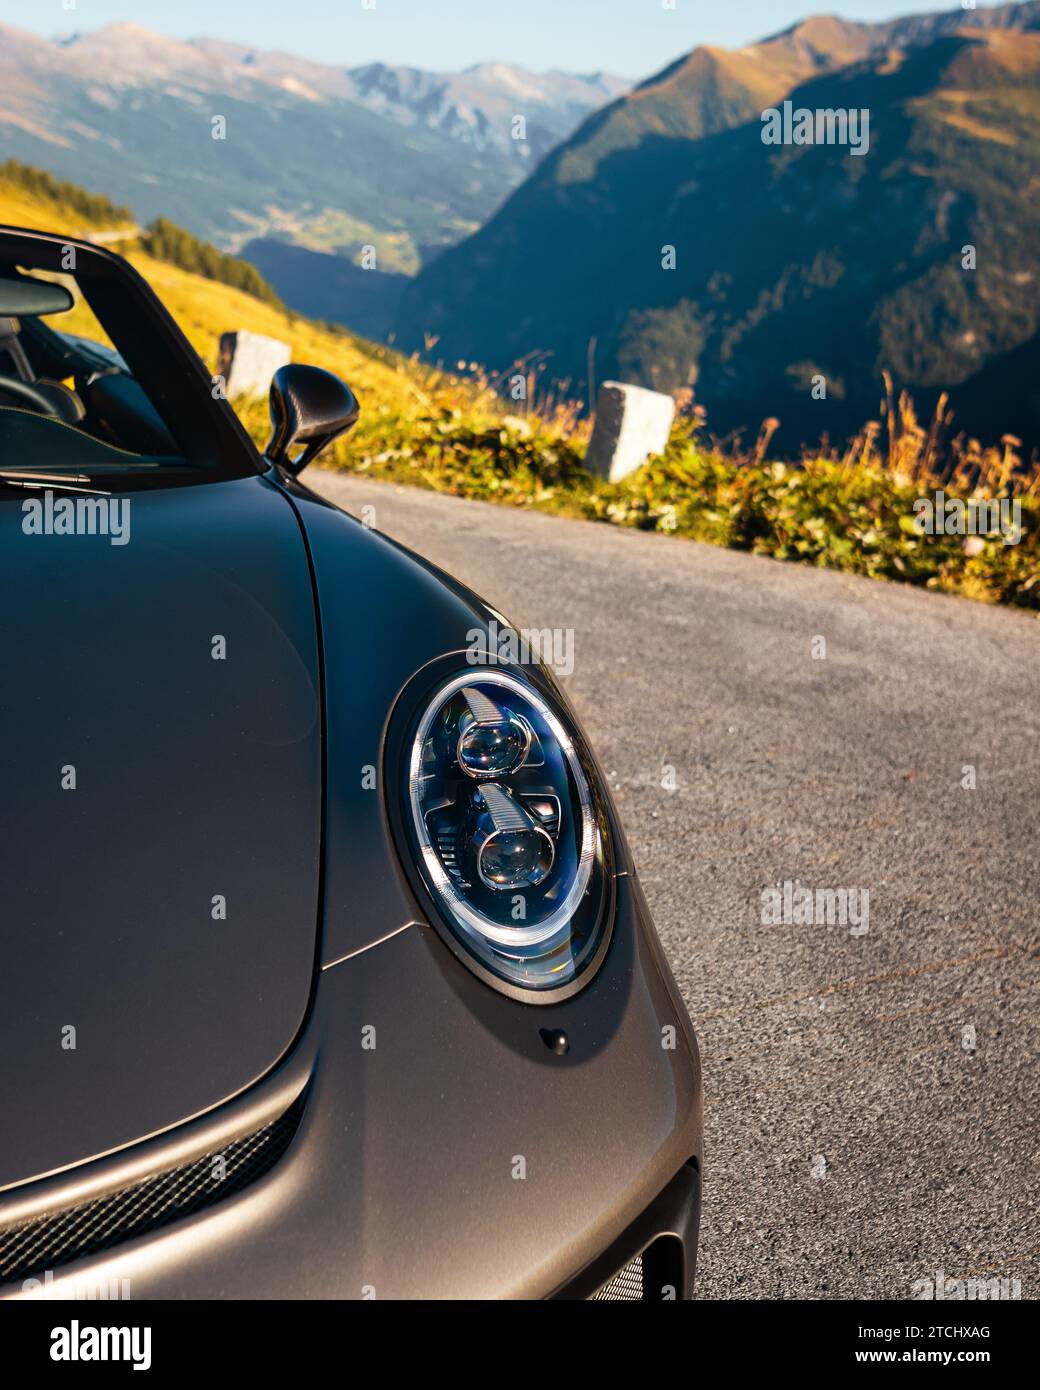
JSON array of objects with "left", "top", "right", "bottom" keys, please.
[{"left": 265, "top": 364, "right": 360, "bottom": 474}]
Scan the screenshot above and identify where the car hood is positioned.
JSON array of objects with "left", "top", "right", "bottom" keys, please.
[{"left": 0, "top": 475, "right": 322, "bottom": 1190}]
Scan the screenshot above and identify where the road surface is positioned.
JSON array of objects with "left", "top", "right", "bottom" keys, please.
[{"left": 311, "top": 469, "right": 1040, "bottom": 1300}]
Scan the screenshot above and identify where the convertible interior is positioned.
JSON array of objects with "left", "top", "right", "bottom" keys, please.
[{"left": 0, "top": 266, "right": 184, "bottom": 476}]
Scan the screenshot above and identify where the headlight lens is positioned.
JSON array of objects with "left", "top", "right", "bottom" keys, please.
[{"left": 403, "top": 669, "right": 613, "bottom": 994}]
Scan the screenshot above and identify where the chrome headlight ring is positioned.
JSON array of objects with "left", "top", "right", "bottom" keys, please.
[{"left": 387, "top": 660, "right": 615, "bottom": 1000}]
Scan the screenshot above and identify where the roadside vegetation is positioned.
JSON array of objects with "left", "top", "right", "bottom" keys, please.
[
  {"left": 250, "top": 376, "right": 1039, "bottom": 612},
  {"left": 2, "top": 162, "right": 1036, "bottom": 613}
]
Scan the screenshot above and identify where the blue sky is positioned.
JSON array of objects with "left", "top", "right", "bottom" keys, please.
[{"left": 1, "top": 0, "right": 965, "bottom": 77}]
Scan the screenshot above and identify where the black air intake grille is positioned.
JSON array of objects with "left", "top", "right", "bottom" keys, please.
[
  {"left": 0, "top": 1097, "right": 303, "bottom": 1285},
  {"left": 592, "top": 1254, "right": 644, "bottom": 1300}
]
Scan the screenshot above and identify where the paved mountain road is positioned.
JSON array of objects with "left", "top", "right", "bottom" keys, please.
[{"left": 310, "top": 469, "right": 1040, "bottom": 1300}]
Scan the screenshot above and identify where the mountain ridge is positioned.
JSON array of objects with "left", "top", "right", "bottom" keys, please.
[
  {"left": 395, "top": 4, "right": 1040, "bottom": 450},
  {"left": 0, "top": 20, "right": 628, "bottom": 268}
]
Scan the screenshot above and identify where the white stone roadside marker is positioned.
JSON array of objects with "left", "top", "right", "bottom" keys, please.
[
  {"left": 217, "top": 330, "right": 291, "bottom": 399},
  {"left": 584, "top": 380, "right": 676, "bottom": 483}
]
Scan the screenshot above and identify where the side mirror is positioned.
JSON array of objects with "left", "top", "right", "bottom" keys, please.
[{"left": 264, "top": 364, "right": 360, "bottom": 474}]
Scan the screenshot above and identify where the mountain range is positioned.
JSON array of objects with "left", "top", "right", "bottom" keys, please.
[
  {"left": 0, "top": 21, "right": 626, "bottom": 275},
  {"left": 396, "top": 2, "right": 1040, "bottom": 450}
]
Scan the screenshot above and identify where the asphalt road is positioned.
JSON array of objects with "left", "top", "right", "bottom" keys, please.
[{"left": 311, "top": 469, "right": 1040, "bottom": 1301}]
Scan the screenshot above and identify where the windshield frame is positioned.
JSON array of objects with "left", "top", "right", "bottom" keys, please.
[{"left": 0, "top": 225, "right": 265, "bottom": 480}]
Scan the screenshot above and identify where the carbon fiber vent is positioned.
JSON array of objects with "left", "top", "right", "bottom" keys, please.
[{"left": 0, "top": 1096, "right": 303, "bottom": 1285}]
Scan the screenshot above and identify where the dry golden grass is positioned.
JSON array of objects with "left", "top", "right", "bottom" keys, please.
[{"left": 834, "top": 371, "right": 1039, "bottom": 499}]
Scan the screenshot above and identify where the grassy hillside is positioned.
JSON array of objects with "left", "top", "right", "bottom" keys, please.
[
  {"left": 0, "top": 165, "right": 494, "bottom": 424},
  {"left": 139, "top": 218, "right": 283, "bottom": 309},
  {"left": 0, "top": 164, "right": 136, "bottom": 238},
  {"left": 1, "top": 163, "right": 1035, "bottom": 613},
  {"left": 0, "top": 160, "right": 133, "bottom": 230}
]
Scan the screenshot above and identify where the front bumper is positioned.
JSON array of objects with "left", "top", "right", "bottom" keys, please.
[{"left": 2, "top": 873, "right": 701, "bottom": 1300}]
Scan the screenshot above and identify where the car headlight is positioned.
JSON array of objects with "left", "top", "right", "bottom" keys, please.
[{"left": 391, "top": 666, "right": 614, "bottom": 998}]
